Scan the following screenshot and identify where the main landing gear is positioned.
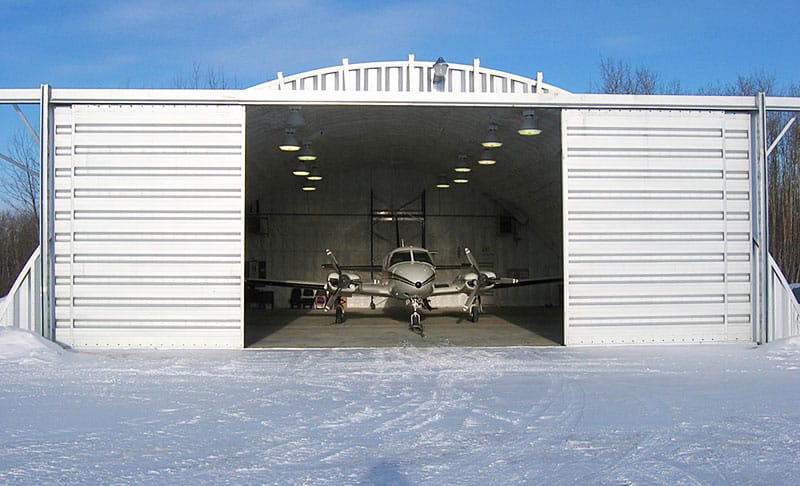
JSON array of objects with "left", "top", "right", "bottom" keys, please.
[{"left": 467, "top": 296, "right": 482, "bottom": 323}]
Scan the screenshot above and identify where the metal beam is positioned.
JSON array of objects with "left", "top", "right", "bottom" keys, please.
[
  {"left": 0, "top": 151, "right": 40, "bottom": 176},
  {"left": 39, "top": 84, "right": 54, "bottom": 342},
  {"left": 767, "top": 116, "right": 797, "bottom": 156},
  {"left": 3, "top": 85, "right": 800, "bottom": 112},
  {"left": 754, "top": 93, "right": 770, "bottom": 344},
  {"left": 13, "top": 104, "right": 40, "bottom": 144},
  {"left": 0, "top": 89, "right": 40, "bottom": 104},
  {"left": 45, "top": 88, "right": 764, "bottom": 111}
]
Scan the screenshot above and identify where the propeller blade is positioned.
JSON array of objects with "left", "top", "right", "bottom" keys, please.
[
  {"left": 463, "top": 286, "right": 480, "bottom": 311},
  {"left": 326, "top": 248, "right": 342, "bottom": 274},
  {"left": 464, "top": 247, "right": 481, "bottom": 274},
  {"left": 325, "top": 287, "right": 341, "bottom": 311}
]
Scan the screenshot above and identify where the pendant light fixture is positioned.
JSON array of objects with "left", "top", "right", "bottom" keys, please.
[
  {"left": 307, "top": 166, "right": 322, "bottom": 181},
  {"left": 454, "top": 154, "right": 471, "bottom": 173},
  {"left": 477, "top": 148, "right": 496, "bottom": 165},
  {"left": 481, "top": 123, "right": 503, "bottom": 148},
  {"left": 292, "top": 160, "right": 310, "bottom": 177},
  {"left": 518, "top": 109, "right": 542, "bottom": 136},
  {"left": 297, "top": 142, "right": 317, "bottom": 162},
  {"left": 279, "top": 128, "right": 301, "bottom": 152}
]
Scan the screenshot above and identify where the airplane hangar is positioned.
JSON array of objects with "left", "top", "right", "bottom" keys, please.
[{"left": 3, "top": 56, "right": 799, "bottom": 348}]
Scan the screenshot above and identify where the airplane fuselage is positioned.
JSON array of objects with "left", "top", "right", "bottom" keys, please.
[
  {"left": 381, "top": 246, "right": 437, "bottom": 304},
  {"left": 386, "top": 260, "right": 436, "bottom": 301}
]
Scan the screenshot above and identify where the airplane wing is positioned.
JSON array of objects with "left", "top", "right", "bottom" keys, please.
[
  {"left": 247, "top": 278, "right": 394, "bottom": 298},
  {"left": 430, "top": 282, "right": 467, "bottom": 296},
  {"left": 493, "top": 276, "right": 563, "bottom": 289},
  {"left": 352, "top": 282, "right": 393, "bottom": 298},
  {"left": 247, "top": 278, "right": 325, "bottom": 290}
]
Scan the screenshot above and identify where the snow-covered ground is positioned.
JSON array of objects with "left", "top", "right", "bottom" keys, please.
[{"left": 2, "top": 328, "right": 800, "bottom": 485}]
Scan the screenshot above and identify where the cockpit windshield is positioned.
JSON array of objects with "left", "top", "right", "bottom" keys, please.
[
  {"left": 388, "top": 249, "right": 434, "bottom": 266},
  {"left": 389, "top": 251, "right": 412, "bottom": 266},
  {"left": 413, "top": 250, "right": 433, "bottom": 265}
]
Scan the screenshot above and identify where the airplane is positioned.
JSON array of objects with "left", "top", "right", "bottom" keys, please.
[{"left": 247, "top": 245, "right": 561, "bottom": 337}]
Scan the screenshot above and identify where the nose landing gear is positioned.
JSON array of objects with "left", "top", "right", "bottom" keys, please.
[{"left": 408, "top": 297, "right": 425, "bottom": 337}]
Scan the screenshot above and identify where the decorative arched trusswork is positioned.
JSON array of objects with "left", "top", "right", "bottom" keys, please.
[{"left": 248, "top": 54, "right": 569, "bottom": 95}]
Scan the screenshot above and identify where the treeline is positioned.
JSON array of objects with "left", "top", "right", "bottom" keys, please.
[
  {"left": 597, "top": 58, "right": 800, "bottom": 282},
  {"left": 0, "top": 210, "right": 38, "bottom": 296}
]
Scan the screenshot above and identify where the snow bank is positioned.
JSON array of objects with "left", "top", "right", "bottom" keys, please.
[{"left": 0, "top": 327, "right": 65, "bottom": 363}]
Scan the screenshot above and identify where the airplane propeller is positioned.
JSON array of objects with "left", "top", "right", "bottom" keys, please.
[
  {"left": 325, "top": 249, "right": 344, "bottom": 310},
  {"left": 462, "top": 247, "right": 516, "bottom": 313},
  {"left": 324, "top": 248, "right": 358, "bottom": 311},
  {"left": 463, "top": 248, "right": 487, "bottom": 311}
]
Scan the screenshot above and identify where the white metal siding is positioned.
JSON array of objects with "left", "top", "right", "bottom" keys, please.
[
  {"left": 769, "top": 254, "right": 800, "bottom": 340},
  {"left": 563, "top": 110, "right": 753, "bottom": 344},
  {"left": 52, "top": 104, "right": 245, "bottom": 348}
]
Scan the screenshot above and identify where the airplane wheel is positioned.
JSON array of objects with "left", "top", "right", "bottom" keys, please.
[
  {"left": 335, "top": 306, "right": 344, "bottom": 324},
  {"left": 470, "top": 305, "right": 480, "bottom": 323}
]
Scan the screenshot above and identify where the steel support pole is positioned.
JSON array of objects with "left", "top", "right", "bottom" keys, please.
[
  {"left": 38, "top": 84, "right": 54, "bottom": 341},
  {"left": 754, "top": 93, "right": 769, "bottom": 344}
]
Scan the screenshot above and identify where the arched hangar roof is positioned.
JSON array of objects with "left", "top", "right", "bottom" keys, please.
[{"left": 247, "top": 55, "right": 570, "bottom": 95}]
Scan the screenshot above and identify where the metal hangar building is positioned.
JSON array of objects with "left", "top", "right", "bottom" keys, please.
[{"left": 1, "top": 55, "right": 799, "bottom": 348}]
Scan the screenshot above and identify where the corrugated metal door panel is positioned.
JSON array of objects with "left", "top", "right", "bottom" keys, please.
[
  {"left": 563, "top": 110, "right": 753, "bottom": 344},
  {"left": 53, "top": 104, "right": 244, "bottom": 348}
]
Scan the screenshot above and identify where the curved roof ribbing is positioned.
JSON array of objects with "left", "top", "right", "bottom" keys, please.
[{"left": 248, "top": 54, "right": 569, "bottom": 95}]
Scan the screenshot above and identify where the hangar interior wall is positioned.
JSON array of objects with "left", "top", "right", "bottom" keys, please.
[
  {"left": 52, "top": 104, "right": 245, "bottom": 348},
  {"left": 563, "top": 110, "right": 753, "bottom": 344}
]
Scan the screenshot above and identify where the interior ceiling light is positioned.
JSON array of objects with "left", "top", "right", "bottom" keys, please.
[
  {"left": 454, "top": 154, "right": 471, "bottom": 173},
  {"left": 518, "top": 109, "right": 542, "bottom": 136},
  {"left": 301, "top": 182, "right": 317, "bottom": 192},
  {"left": 292, "top": 160, "right": 310, "bottom": 177},
  {"left": 477, "top": 148, "right": 496, "bottom": 166},
  {"left": 297, "top": 142, "right": 317, "bottom": 162},
  {"left": 279, "top": 128, "right": 301, "bottom": 152},
  {"left": 436, "top": 175, "right": 450, "bottom": 189},
  {"left": 287, "top": 107, "right": 305, "bottom": 127},
  {"left": 307, "top": 166, "right": 322, "bottom": 181},
  {"left": 453, "top": 176, "right": 469, "bottom": 184},
  {"left": 481, "top": 123, "right": 503, "bottom": 148}
]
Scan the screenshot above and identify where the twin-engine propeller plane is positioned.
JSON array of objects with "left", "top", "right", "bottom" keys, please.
[{"left": 248, "top": 246, "right": 561, "bottom": 337}]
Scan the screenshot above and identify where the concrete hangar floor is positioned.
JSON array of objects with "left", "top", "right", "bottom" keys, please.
[{"left": 245, "top": 306, "right": 562, "bottom": 348}]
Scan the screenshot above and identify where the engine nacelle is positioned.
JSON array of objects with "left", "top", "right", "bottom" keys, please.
[
  {"left": 326, "top": 272, "right": 361, "bottom": 292},
  {"left": 463, "top": 271, "right": 497, "bottom": 289}
]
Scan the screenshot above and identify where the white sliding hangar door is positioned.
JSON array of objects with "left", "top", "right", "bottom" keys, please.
[
  {"left": 562, "top": 109, "right": 753, "bottom": 344},
  {"left": 52, "top": 104, "right": 245, "bottom": 348}
]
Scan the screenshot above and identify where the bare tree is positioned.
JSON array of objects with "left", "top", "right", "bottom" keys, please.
[
  {"left": 596, "top": 57, "right": 682, "bottom": 95},
  {"left": 173, "top": 61, "right": 235, "bottom": 89},
  {"left": 0, "top": 209, "right": 38, "bottom": 295},
  {"left": 2, "top": 129, "right": 40, "bottom": 218}
]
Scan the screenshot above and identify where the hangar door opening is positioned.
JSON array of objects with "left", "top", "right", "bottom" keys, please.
[{"left": 244, "top": 105, "right": 564, "bottom": 347}]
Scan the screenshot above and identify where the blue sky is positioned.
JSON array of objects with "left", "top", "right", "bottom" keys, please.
[
  {"left": 2, "top": 0, "right": 799, "bottom": 92},
  {"left": 1, "top": 0, "right": 799, "bottom": 191}
]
